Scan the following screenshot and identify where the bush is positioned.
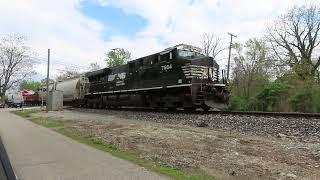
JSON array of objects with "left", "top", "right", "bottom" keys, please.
[
  {"left": 290, "top": 91, "right": 313, "bottom": 112},
  {"left": 291, "top": 86, "right": 320, "bottom": 113},
  {"left": 312, "top": 87, "right": 320, "bottom": 112},
  {"left": 254, "top": 81, "right": 292, "bottom": 112},
  {"left": 229, "top": 96, "right": 249, "bottom": 111}
]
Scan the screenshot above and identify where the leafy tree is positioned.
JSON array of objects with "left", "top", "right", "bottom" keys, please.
[
  {"left": 231, "top": 38, "right": 271, "bottom": 98},
  {"left": 0, "top": 35, "right": 36, "bottom": 100},
  {"left": 266, "top": 4, "right": 320, "bottom": 81},
  {"left": 105, "top": 48, "right": 131, "bottom": 67},
  {"left": 20, "top": 81, "right": 41, "bottom": 92}
]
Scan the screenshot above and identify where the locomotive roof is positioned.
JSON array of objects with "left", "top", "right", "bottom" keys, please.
[
  {"left": 86, "top": 44, "right": 207, "bottom": 78},
  {"left": 86, "top": 68, "right": 111, "bottom": 78},
  {"left": 163, "top": 44, "right": 202, "bottom": 54}
]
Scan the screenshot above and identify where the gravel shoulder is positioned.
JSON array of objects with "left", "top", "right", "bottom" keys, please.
[{"left": 35, "top": 109, "right": 320, "bottom": 180}]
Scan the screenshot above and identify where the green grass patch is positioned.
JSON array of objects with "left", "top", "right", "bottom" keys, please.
[
  {"left": 31, "top": 117, "right": 65, "bottom": 128},
  {"left": 18, "top": 113, "right": 214, "bottom": 180},
  {"left": 14, "top": 109, "right": 40, "bottom": 118}
]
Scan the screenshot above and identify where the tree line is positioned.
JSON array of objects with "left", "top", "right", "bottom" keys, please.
[{"left": 226, "top": 4, "right": 320, "bottom": 112}]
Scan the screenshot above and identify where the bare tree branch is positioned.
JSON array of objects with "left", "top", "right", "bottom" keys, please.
[
  {"left": 201, "top": 32, "right": 225, "bottom": 60},
  {"left": 266, "top": 4, "right": 320, "bottom": 80}
]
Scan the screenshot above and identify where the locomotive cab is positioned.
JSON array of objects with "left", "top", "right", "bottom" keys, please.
[{"left": 170, "top": 44, "right": 229, "bottom": 110}]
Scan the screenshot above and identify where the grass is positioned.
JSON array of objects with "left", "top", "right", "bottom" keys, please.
[
  {"left": 15, "top": 110, "right": 215, "bottom": 180},
  {"left": 15, "top": 109, "right": 41, "bottom": 118}
]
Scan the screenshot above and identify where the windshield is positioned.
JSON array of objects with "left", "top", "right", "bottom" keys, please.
[{"left": 177, "top": 50, "right": 204, "bottom": 58}]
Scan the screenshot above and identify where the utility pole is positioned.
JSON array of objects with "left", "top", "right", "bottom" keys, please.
[
  {"left": 46, "top": 49, "right": 50, "bottom": 113},
  {"left": 0, "top": 79, "right": 2, "bottom": 103},
  {"left": 41, "top": 87, "right": 43, "bottom": 108},
  {"left": 227, "top": 32, "right": 237, "bottom": 82}
]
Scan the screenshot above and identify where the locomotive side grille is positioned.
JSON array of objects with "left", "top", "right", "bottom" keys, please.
[{"left": 182, "top": 65, "right": 216, "bottom": 79}]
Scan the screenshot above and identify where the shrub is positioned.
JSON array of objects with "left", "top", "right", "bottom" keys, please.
[
  {"left": 291, "top": 86, "right": 320, "bottom": 113},
  {"left": 312, "top": 87, "right": 320, "bottom": 112},
  {"left": 229, "top": 96, "right": 249, "bottom": 111},
  {"left": 290, "top": 91, "right": 313, "bottom": 113},
  {"left": 254, "top": 81, "right": 292, "bottom": 112}
]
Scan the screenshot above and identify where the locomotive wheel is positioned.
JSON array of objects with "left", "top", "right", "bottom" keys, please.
[
  {"left": 202, "top": 105, "right": 211, "bottom": 113},
  {"left": 85, "top": 102, "right": 91, "bottom": 108},
  {"left": 92, "top": 102, "right": 98, "bottom": 109},
  {"left": 98, "top": 102, "right": 104, "bottom": 109}
]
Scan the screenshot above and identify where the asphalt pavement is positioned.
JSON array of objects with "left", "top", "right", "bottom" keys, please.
[{"left": 0, "top": 109, "right": 167, "bottom": 180}]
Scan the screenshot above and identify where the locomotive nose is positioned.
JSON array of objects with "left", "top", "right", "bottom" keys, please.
[{"left": 190, "top": 56, "right": 214, "bottom": 66}]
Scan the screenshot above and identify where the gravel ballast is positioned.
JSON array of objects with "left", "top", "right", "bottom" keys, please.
[{"left": 59, "top": 108, "right": 320, "bottom": 143}]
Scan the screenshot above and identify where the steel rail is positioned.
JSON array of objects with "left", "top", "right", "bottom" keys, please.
[{"left": 207, "top": 111, "right": 320, "bottom": 119}]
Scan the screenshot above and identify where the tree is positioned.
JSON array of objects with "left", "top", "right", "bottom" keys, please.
[
  {"left": 201, "top": 32, "right": 224, "bottom": 60},
  {"left": 105, "top": 48, "right": 131, "bottom": 67},
  {"left": 0, "top": 35, "right": 35, "bottom": 100},
  {"left": 20, "top": 81, "right": 41, "bottom": 92},
  {"left": 88, "top": 62, "right": 101, "bottom": 71},
  {"left": 266, "top": 4, "right": 320, "bottom": 80},
  {"left": 231, "top": 39, "right": 271, "bottom": 98},
  {"left": 56, "top": 68, "right": 82, "bottom": 81}
]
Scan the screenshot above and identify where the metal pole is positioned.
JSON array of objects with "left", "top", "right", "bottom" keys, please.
[
  {"left": 46, "top": 49, "right": 50, "bottom": 113},
  {"left": 227, "top": 32, "right": 237, "bottom": 82},
  {"left": 0, "top": 79, "right": 2, "bottom": 103},
  {"left": 41, "top": 88, "right": 43, "bottom": 108}
]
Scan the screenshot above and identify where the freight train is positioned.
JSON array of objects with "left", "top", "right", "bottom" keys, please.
[{"left": 47, "top": 44, "right": 229, "bottom": 111}]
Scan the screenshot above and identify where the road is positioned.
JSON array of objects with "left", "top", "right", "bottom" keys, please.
[{"left": 0, "top": 109, "right": 167, "bottom": 180}]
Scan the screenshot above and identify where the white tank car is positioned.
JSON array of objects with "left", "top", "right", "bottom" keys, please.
[
  {"left": 55, "top": 75, "right": 87, "bottom": 103},
  {"left": 42, "top": 75, "right": 88, "bottom": 105}
]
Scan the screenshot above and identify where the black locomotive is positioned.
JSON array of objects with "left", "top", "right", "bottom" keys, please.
[{"left": 84, "top": 44, "right": 229, "bottom": 111}]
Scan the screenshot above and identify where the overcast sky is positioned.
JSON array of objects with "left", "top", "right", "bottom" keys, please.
[{"left": 0, "top": 0, "right": 318, "bottom": 79}]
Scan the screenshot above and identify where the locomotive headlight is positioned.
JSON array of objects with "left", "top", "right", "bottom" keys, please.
[
  {"left": 209, "top": 67, "right": 213, "bottom": 79},
  {"left": 202, "top": 67, "right": 209, "bottom": 79}
]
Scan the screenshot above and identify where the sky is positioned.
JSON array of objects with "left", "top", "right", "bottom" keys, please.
[{"left": 0, "top": 0, "right": 318, "bottom": 80}]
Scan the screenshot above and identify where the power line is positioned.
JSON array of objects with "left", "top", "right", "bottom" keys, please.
[
  {"left": 30, "top": 56, "right": 87, "bottom": 70},
  {"left": 36, "top": 52, "right": 100, "bottom": 68}
]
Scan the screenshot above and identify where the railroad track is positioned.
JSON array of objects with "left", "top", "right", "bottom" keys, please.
[
  {"left": 208, "top": 111, "right": 320, "bottom": 119},
  {"left": 64, "top": 106, "right": 320, "bottom": 119}
]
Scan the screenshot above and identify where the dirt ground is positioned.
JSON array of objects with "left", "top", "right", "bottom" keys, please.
[{"left": 35, "top": 110, "right": 320, "bottom": 180}]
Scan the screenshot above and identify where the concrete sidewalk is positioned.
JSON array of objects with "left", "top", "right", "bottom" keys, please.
[{"left": 0, "top": 110, "right": 167, "bottom": 180}]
